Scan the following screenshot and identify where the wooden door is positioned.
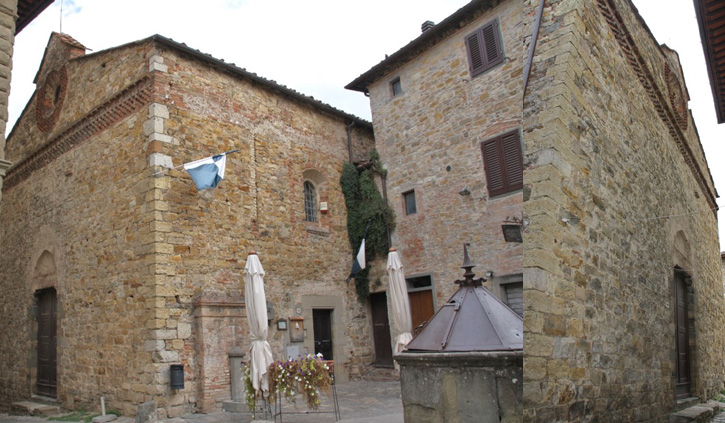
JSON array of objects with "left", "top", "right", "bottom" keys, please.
[
  {"left": 370, "top": 293, "right": 393, "bottom": 366},
  {"left": 37, "top": 288, "right": 57, "bottom": 398},
  {"left": 675, "top": 273, "right": 691, "bottom": 399},
  {"left": 408, "top": 290, "right": 435, "bottom": 333},
  {"left": 313, "top": 309, "right": 333, "bottom": 361}
]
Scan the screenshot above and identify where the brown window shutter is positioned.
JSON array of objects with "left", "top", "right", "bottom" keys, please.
[
  {"left": 481, "top": 129, "right": 522, "bottom": 197},
  {"left": 501, "top": 130, "right": 523, "bottom": 191},
  {"left": 482, "top": 19, "right": 504, "bottom": 69},
  {"left": 465, "top": 31, "right": 484, "bottom": 75},
  {"left": 466, "top": 19, "right": 504, "bottom": 77},
  {"left": 482, "top": 138, "right": 506, "bottom": 196}
]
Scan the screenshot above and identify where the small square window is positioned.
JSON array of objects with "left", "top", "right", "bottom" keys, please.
[
  {"left": 403, "top": 190, "right": 417, "bottom": 215},
  {"left": 391, "top": 77, "right": 402, "bottom": 96},
  {"left": 502, "top": 224, "right": 522, "bottom": 243}
]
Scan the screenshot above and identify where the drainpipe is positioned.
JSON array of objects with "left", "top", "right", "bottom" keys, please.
[
  {"left": 523, "top": 0, "right": 545, "bottom": 101},
  {"left": 346, "top": 121, "right": 355, "bottom": 163}
]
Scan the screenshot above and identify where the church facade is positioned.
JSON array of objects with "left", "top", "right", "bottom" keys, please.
[{"left": 0, "top": 32, "right": 376, "bottom": 417}]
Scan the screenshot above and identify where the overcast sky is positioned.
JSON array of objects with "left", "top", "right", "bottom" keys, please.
[
  {"left": 8, "top": 1, "right": 725, "bottom": 250},
  {"left": 9, "top": 0, "right": 471, "bottom": 126},
  {"left": 632, "top": 0, "right": 725, "bottom": 252}
]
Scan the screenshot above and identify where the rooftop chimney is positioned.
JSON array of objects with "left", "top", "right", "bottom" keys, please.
[{"left": 421, "top": 20, "right": 435, "bottom": 33}]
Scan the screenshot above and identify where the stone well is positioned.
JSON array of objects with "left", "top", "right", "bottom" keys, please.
[{"left": 396, "top": 245, "right": 523, "bottom": 422}]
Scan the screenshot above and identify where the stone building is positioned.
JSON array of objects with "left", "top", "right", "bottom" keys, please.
[
  {"left": 0, "top": 0, "right": 56, "bottom": 205},
  {"left": 524, "top": 0, "right": 724, "bottom": 421},
  {"left": 346, "top": 0, "right": 523, "bottom": 366},
  {"left": 0, "top": 32, "right": 376, "bottom": 417}
]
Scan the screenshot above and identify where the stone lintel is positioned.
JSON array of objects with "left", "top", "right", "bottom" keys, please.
[{"left": 192, "top": 291, "right": 246, "bottom": 318}]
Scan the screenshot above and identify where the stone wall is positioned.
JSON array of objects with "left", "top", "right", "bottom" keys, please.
[
  {"left": 366, "top": 0, "right": 523, "bottom": 313},
  {"left": 523, "top": 0, "right": 724, "bottom": 421},
  {"left": 0, "top": 0, "right": 16, "bottom": 203},
  {"left": 0, "top": 41, "right": 157, "bottom": 414},
  {"left": 397, "top": 351, "right": 523, "bottom": 423},
  {"left": 0, "top": 35, "right": 376, "bottom": 418},
  {"left": 144, "top": 43, "right": 375, "bottom": 416}
]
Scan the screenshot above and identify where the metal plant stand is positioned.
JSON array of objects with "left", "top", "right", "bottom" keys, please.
[{"left": 273, "top": 361, "right": 340, "bottom": 422}]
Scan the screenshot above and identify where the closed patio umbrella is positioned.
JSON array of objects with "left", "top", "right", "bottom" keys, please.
[
  {"left": 387, "top": 248, "right": 413, "bottom": 360},
  {"left": 244, "top": 251, "right": 274, "bottom": 396}
]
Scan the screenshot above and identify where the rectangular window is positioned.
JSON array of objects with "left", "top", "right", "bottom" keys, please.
[
  {"left": 403, "top": 190, "right": 417, "bottom": 215},
  {"left": 481, "top": 129, "right": 523, "bottom": 197},
  {"left": 465, "top": 18, "right": 504, "bottom": 78},
  {"left": 504, "top": 282, "right": 523, "bottom": 316},
  {"left": 391, "top": 77, "right": 402, "bottom": 96},
  {"left": 406, "top": 275, "right": 432, "bottom": 290}
]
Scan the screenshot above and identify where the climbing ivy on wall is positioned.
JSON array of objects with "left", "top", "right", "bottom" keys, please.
[{"left": 340, "top": 151, "right": 396, "bottom": 303}]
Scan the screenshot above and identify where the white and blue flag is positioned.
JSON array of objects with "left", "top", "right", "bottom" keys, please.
[
  {"left": 347, "top": 220, "right": 370, "bottom": 281},
  {"left": 183, "top": 150, "right": 238, "bottom": 190}
]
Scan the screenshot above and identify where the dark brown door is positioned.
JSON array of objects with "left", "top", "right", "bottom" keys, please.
[
  {"left": 370, "top": 293, "right": 393, "bottom": 367},
  {"left": 408, "top": 290, "right": 435, "bottom": 333},
  {"left": 675, "top": 273, "right": 691, "bottom": 399},
  {"left": 313, "top": 309, "right": 333, "bottom": 361},
  {"left": 37, "top": 288, "right": 57, "bottom": 398}
]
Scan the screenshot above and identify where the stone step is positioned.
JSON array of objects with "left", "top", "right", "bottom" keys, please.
[
  {"left": 677, "top": 397, "right": 703, "bottom": 411},
  {"left": 11, "top": 400, "right": 61, "bottom": 417},
  {"left": 669, "top": 401, "right": 724, "bottom": 423}
]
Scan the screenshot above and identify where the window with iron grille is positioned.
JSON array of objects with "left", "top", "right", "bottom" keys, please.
[
  {"left": 403, "top": 190, "right": 417, "bottom": 215},
  {"left": 465, "top": 18, "right": 504, "bottom": 78},
  {"left": 304, "top": 181, "right": 317, "bottom": 222},
  {"left": 481, "top": 129, "right": 523, "bottom": 197}
]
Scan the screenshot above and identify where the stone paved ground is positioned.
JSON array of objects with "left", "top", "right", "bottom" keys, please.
[
  {"left": 0, "top": 380, "right": 403, "bottom": 423},
  {"left": 171, "top": 380, "right": 403, "bottom": 423},
  {"left": 713, "top": 411, "right": 725, "bottom": 423}
]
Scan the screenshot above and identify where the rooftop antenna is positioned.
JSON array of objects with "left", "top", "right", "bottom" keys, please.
[{"left": 59, "top": 0, "right": 63, "bottom": 33}]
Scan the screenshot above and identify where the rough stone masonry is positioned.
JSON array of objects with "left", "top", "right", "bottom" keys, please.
[{"left": 523, "top": 0, "right": 724, "bottom": 421}]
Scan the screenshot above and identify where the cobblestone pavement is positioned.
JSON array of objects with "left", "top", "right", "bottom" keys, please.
[
  {"left": 171, "top": 380, "right": 403, "bottom": 423},
  {"left": 713, "top": 411, "right": 725, "bottom": 423},
  {"left": 0, "top": 380, "right": 403, "bottom": 423}
]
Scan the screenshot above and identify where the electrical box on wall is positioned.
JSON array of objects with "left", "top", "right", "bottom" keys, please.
[
  {"left": 319, "top": 202, "right": 328, "bottom": 213},
  {"left": 289, "top": 317, "right": 304, "bottom": 342}
]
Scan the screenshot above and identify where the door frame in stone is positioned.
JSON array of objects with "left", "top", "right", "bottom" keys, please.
[
  {"left": 673, "top": 267, "right": 694, "bottom": 400},
  {"left": 404, "top": 272, "right": 436, "bottom": 334},
  {"left": 34, "top": 287, "right": 58, "bottom": 398},
  {"left": 301, "top": 296, "right": 347, "bottom": 383}
]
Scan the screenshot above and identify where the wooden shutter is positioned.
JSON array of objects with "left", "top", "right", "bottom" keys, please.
[
  {"left": 466, "top": 19, "right": 504, "bottom": 77},
  {"left": 501, "top": 130, "right": 523, "bottom": 190},
  {"left": 466, "top": 31, "right": 484, "bottom": 75},
  {"left": 482, "top": 19, "right": 504, "bottom": 68},
  {"left": 481, "top": 130, "right": 522, "bottom": 197}
]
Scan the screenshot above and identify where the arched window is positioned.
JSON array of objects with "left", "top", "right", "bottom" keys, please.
[{"left": 304, "top": 181, "right": 317, "bottom": 222}]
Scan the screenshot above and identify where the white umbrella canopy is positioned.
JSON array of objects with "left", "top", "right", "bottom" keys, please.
[
  {"left": 244, "top": 251, "right": 274, "bottom": 396},
  {"left": 387, "top": 248, "right": 413, "bottom": 358}
]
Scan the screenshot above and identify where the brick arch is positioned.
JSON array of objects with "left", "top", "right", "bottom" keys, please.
[{"left": 302, "top": 167, "right": 328, "bottom": 187}]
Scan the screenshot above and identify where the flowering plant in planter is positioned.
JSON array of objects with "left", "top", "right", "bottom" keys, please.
[{"left": 244, "top": 353, "right": 333, "bottom": 411}]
